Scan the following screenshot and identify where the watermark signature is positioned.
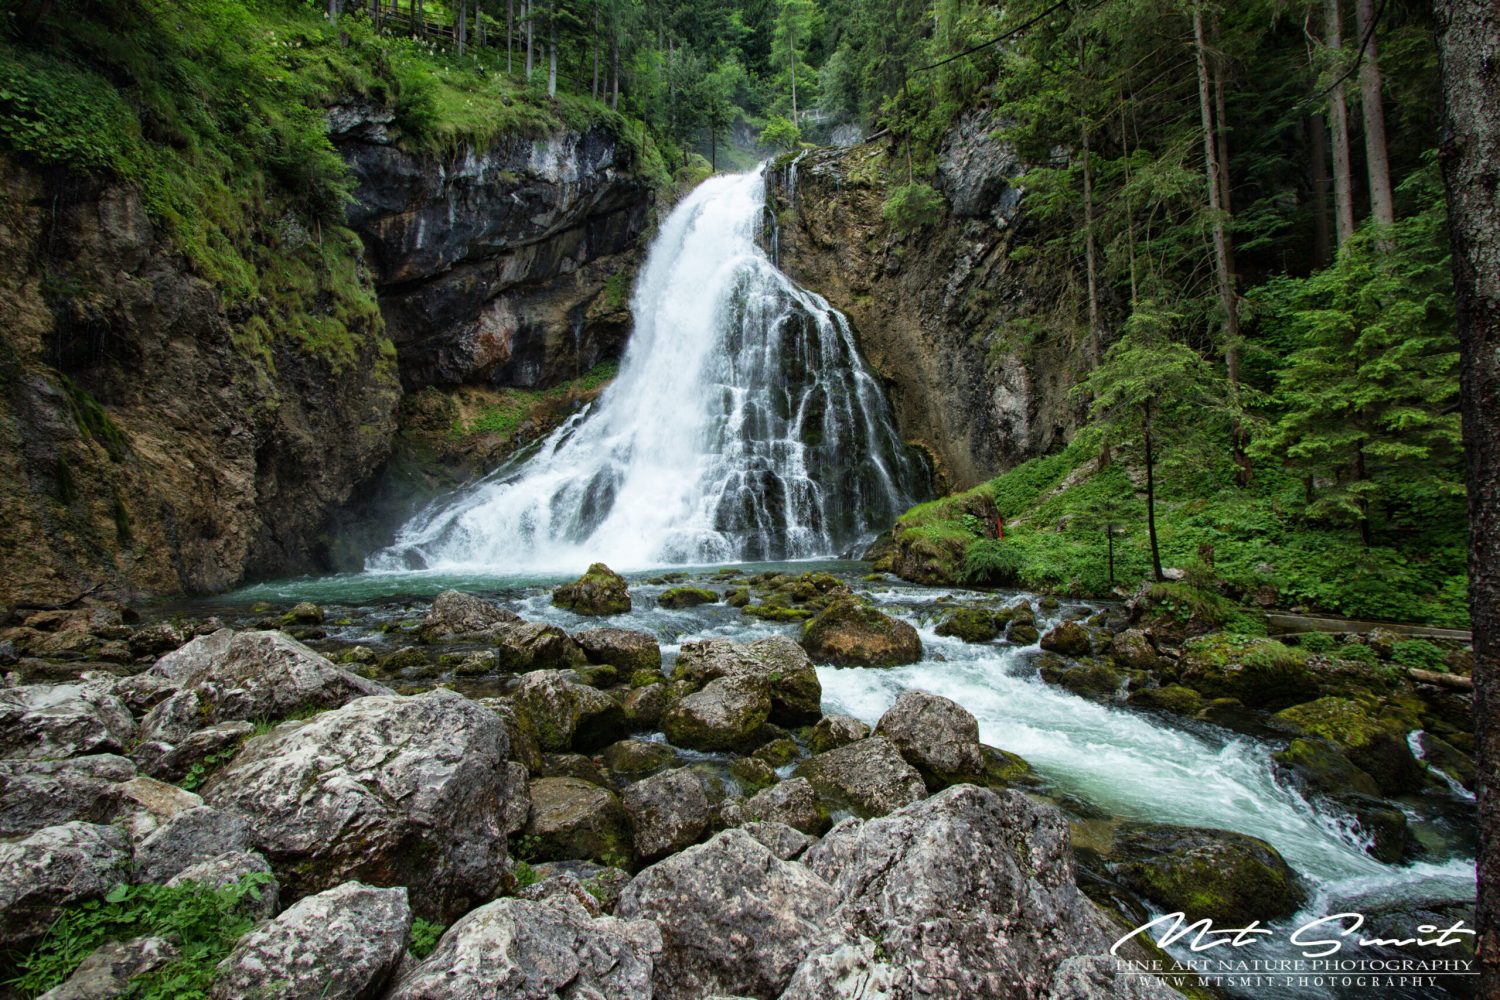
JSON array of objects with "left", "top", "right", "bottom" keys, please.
[{"left": 1110, "top": 912, "right": 1476, "bottom": 989}]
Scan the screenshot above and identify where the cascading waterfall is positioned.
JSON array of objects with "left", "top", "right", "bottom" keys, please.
[{"left": 368, "top": 167, "right": 926, "bottom": 574}]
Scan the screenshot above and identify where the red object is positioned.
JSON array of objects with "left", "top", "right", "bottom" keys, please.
[{"left": 995, "top": 517, "right": 1005, "bottom": 540}]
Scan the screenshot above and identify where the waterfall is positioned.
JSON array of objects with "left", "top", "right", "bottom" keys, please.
[{"left": 368, "top": 167, "right": 927, "bottom": 574}]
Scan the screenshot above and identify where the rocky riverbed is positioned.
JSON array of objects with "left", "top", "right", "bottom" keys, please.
[{"left": 0, "top": 563, "right": 1478, "bottom": 998}]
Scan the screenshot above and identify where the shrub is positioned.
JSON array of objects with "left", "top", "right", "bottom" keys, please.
[
  {"left": 1390, "top": 639, "right": 1448, "bottom": 672},
  {"left": 881, "top": 182, "right": 945, "bottom": 235},
  {"left": 958, "top": 538, "right": 1022, "bottom": 585},
  {"left": 759, "top": 115, "right": 801, "bottom": 152}
]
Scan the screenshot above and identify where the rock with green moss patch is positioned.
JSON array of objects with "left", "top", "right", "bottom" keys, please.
[
  {"left": 800, "top": 598, "right": 921, "bottom": 667},
  {"left": 621, "top": 683, "right": 667, "bottom": 730},
  {"left": 600, "top": 738, "right": 680, "bottom": 781},
  {"left": 1176, "top": 635, "right": 1319, "bottom": 709},
  {"left": 807, "top": 714, "right": 868, "bottom": 754},
  {"left": 524, "top": 777, "right": 633, "bottom": 866},
  {"left": 1273, "top": 737, "right": 1381, "bottom": 799},
  {"left": 1109, "top": 629, "right": 1159, "bottom": 670},
  {"left": 1006, "top": 622, "right": 1040, "bottom": 645},
  {"left": 1273, "top": 697, "right": 1425, "bottom": 795},
  {"left": 552, "top": 563, "right": 631, "bottom": 616},
  {"left": 574, "top": 628, "right": 661, "bottom": 674},
  {"left": 660, "top": 676, "right": 771, "bottom": 753},
  {"left": 744, "top": 777, "right": 829, "bottom": 835},
  {"left": 1111, "top": 823, "right": 1305, "bottom": 925},
  {"left": 1040, "top": 620, "right": 1092, "bottom": 657},
  {"left": 673, "top": 636, "right": 822, "bottom": 726},
  {"left": 658, "top": 587, "right": 719, "bottom": 609},
  {"left": 512, "top": 670, "right": 628, "bottom": 752},
  {"left": 1037, "top": 654, "right": 1123, "bottom": 703},
  {"left": 752, "top": 737, "right": 799, "bottom": 768},
  {"left": 977, "top": 744, "right": 1040, "bottom": 789},
  {"left": 1125, "top": 684, "right": 1203, "bottom": 715},
  {"left": 493, "top": 622, "right": 587, "bottom": 673},
  {"left": 935, "top": 607, "right": 1005, "bottom": 643},
  {"left": 280, "top": 602, "right": 325, "bottom": 626},
  {"left": 730, "top": 756, "right": 778, "bottom": 793}
]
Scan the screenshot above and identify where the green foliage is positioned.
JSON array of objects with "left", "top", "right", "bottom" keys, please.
[
  {"left": 958, "top": 538, "right": 1021, "bottom": 585},
  {"left": 880, "top": 182, "right": 945, "bottom": 235},
  {"left": 409, "top": 917, "right": 444, "bottom": 959},
  {"left": 759, "top": 115, "right": 802, "bottom": 151},
  {"left": 1390, "top": 638, "right": 1447, "bottom": 672},
  {"left": 1297, "top": 632, "right": 1337, "bottom": 654},
  {"left": 12, "top": 875, "right": 274, "bottom": 997}
]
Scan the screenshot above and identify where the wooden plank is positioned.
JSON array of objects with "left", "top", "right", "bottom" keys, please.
[{"left": 1265, "top": 612, "right": 1472, "bottom": 643}]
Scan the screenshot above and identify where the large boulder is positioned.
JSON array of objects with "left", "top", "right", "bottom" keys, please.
[
  {"left": 1273, "top": 696, "right": 1426, "bottom": 795},
  {"left": 807, "top": 714, "right": 868, "bottom": 754},
  {"left": 202, "top": 689, "right": 527, "bottom": 920},
  {"left": 419, "top": 590, "right": 521, "bottom": 639},
  {"left": 525, "top": 777, "right": 633, "bottom": 865},
  {"left": 745, "top": 777, "right": 829, "bottom": 835},
  {"left": 1109, "top": 629, "right": 1159, "bottom": 670},
  {"left": 133, "top": 805, "right": 251, "bottom": 884},
  {"left": 138, "top": 629, "right": 391, "bottom": 743},
  {"left": 575, "top": 628, "right": 662, "bottom": 674},
  {"left": 553, "top": 563, "right": 631, "bottom": 616},
  {"left": 622, "top": 768, "right": 711, "bottom": 861},
  {"left": 660, "top": 676, "right": 772, "bottom": 752},
  {"left": 617, "top": 828, "right": 837, "bottom": 1000},
  {"left": 1041, "top": 620, "right": 1094, "bottom": 656},
  {"left": 40, "top": 935, "right": 179, "bottom": 1000},
  {"left": 0, "top": 755, "right": 136, "bottom": 838},
  {"left": 793, "top": 737, "right": 927, "bottom": 818},
  {"left": 212, "top": 882, "right": 411, "bottom": 1000},
  {"left": 512, "top": 670, "right": 627, "bottom": 752},
  {"left": 387, "top": 894, "right": 660, "bottom": 1000},
  {"left": 140, "top": 721, "right": 254, "bottom": 785},
  {"left": 673, "top": 636, "right": 822, "bottom": 725},
  {"left": 167, "top": 850, "right": 280, "bottom": 919},
  {"left": 1109, "top": 823, "right": 1306, "bottom": 926},
  {"left": 786, "top": 785, "right": 1175, "bottom": 999},
  {"left": 935, "top": 606, "right": 1008, "bottom": 643},
  {"left": 0, "top": 822, "right": 131, "bottom": 953},
  {"left": 800, "top": 597, "right": 922, "bottom": 667},
  {"left": 0, "top": 680, "right": 135, "bottom": 760},
  {"left": 875, "top": 689, "right": 985, "bottom": 787},
  {"left": 491, "top": 621, "right": 588, "bottom": 673},
  {"left": 601, "top": 738, "right": 681, "bottom": 781}
]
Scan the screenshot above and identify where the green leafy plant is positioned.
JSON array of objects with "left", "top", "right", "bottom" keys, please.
[
  {"left": 408, "top": 917, "right": 444, "bottom": 959},
  {"left": 1390, "top": 638, "right": 1448, "bottom": 672},
  {"left": 881, "top": 182, "right": 945, "bottom": 235},
  {"left": 759, "top": 115, "right": 802, "bottom": 151},
  {"left": 12, "top": 874, "right": 274, "bottom": 998},
  {"left": 958, "top": 538, "right": 1022, "bottom": 586}
]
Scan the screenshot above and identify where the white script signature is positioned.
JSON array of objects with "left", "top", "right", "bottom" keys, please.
[{"left": 1111, "top": 912, "right": 1475, "bottom": 959}]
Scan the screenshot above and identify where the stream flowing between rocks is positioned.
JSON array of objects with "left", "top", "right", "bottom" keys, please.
[{"left": 204, "top": 561, "right": 1477, "bottom": 1000}]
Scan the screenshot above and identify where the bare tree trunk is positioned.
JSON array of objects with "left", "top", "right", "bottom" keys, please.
[
  {"left": 1355, "top": 0, "right": 1394, "bottom": 226},
  {"left": 1079, "top": 35, "right": 1101, "bottom": 369},
  {"left": 611, "top": 27, "right": 619, "bottom": 109},
  {"left": 547, "top": 0, "right": 557, "bottom": 97},
  {"left": 1308, "top": 114, "right": 1333, "bottom": 265},
  {"left": 476, "top": 0, "right": 485, "bottom": 47},
  {"left": 1193, "top": 0, "right": 1248, "bottom": 482},
  {"left": 507, "top": 0, "right": 514, "bottom": 72},
  {"left": 458, "top": 0, "right": 467, "bottom": 54},
  {"left": 1144, "top": 401, "right": 1163, "bottom": 583},
  {"left": 1325, "top": 0, "right": 1357, "bottom": 245},
  {"left": 1435, "top": 1, "right": 1500, "bottom": 994},
  {"left": 328, "top": 0, "right": 342, "bottom": 25},
  {"left": 788, "top": 29, "right": 799, "bottom": 122},
  {"left": 525, "top": 0, "right": 533, "bottom": 78},
  {"left": 1120, "top": 100, "right": 1139, "bottom": 305}
]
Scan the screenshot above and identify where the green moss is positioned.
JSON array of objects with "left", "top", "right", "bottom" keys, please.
[{"left": 658, "top": 586, "right": 718, "bottom": 609}]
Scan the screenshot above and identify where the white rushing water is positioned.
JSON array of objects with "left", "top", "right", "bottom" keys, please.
[{"left": 369, "top": 168, "right": 925, "bottom": 575}]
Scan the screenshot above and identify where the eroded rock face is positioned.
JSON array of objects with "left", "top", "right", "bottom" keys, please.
[
  {"left": 660, "top": 675, "right": 772, "bottom": 752},
  {"left": 617, "top": 828, "right": 836, "bottom": 1000},
  {"left": 388, "top": 894, "right": 661, "bottom": 1000},
  {"left": 202, "top": 689, "right": 526, "bottom": 920},
  {"left": 793, "top": 736, "right": 927, "bottom": 818},
  {"left": 512, "top": 669, "right": 627, "bottom": 752},
  {"left": 0, "top": 822, "right": 131, "bottom": 952},
  {"left": 0, "top": 755, "right": 136, "bottom": 838},
  {"left": 875, "top": 689, "right": 985, "bottom": 787},
  {"left": 138, "top": 629, "right": 391, "bottom": 743},
  {"left": 792, "top": 785, "right": 1170, "bottom": 999},
  {"left": 0, "top": 680, "right": 135, "bottom": 760},
  {"left": 673, "top": 636, "right": 822, "bottom": 725},
  {"left": 212, "top": 882, "right": 411, "bottom": 1000},
  {"left": 800, "top": 598, "right": 922, "bottom": 667},
  {"left": 553, "top": 563, "right": 632, "bottom": 616}
]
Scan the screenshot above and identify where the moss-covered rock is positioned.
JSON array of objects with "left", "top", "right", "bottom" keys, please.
[
  {"left": 752, "top": 737, "right": 799, "bottom": 768},
  {"left": 806, "top": 714, "right": 868, "bottom": 754},
  {"left": 1111, "top": 823, "right": 1306, "bottom": 925},
  {"left": 658, "top": 587, "right": 719, "bottom": 609},
  {"left": 1125, "top": 685, "right": 1201, "bottom": 716},
  {"left": 729, "top": 756, "right": 777, "bottom": 793},
  {"left": 1273, "top": 697, "right": 1426, "bottom": 795},
  {"left": 934, "top": 607, "right": 1005, "bottom": 643},
  {"left": 977, "top": 744, "right": 1042, "bottom": 789},
  {"left": 1175, "top": 635, "right": 1319, "bottom": 709},
  {"left": 552, "top": 563, "right": 631, "bottom": 616},
  {"left": 1037, "top": 655, "right": 1123, "bottom": 702},
  {"left": 1006, "top": 622, "right": 1040, "bottom": 645},
  {"left": 1109, "top": 629, "right": 1159, "bottom": 670},
  {"left": 600, "top": 738, "right": 681, "bottom": 781},
  {"left": 800, "top": 597, "right": 922, "bottom": 667},
  {"left": 1040, "top": 621, "right": 1092, "bottom": 656},
  {"left": 523, "top": 777, "right": 633, "bottom": 866},
  {"left": 512, "top": 670, "right": 628, "bottom": 752},
  {"left": 280, "top": 602, "right": 324, "bottom": 626},
  {"left": 574, "top": 628, "right": 661, "bottom": 674},
  {"left": 659, "top": 676, "right": 772, "bottom": 752},
  {"left": 1273, "top": 737, "right": 1381, "bottom": 799}
]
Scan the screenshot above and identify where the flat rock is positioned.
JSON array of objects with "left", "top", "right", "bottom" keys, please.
[
  {"left": 212, "top": 882, "right": 410, "bottom": 1000},
  {"left": 202, "top": 689, "right": 527, "bottom": 920}
]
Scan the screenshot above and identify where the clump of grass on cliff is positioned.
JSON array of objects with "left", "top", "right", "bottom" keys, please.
[
  {"left": 454, "top": 362, "right": 618, "bottom": 441},
  {"left": 891, "top": 431, "right": 1469, "bottom": 627}
]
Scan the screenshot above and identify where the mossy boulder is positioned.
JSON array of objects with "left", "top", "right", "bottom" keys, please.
[
  {"left": 1126, "top": 684, "right": 1204, "bottom": 716},
  {"left": 1273, "top": 697, "right": 1425, "bottom": 795},
  {"left": 1109, "top": 629, "right": 1160, "bottom": 671},
  {"left": 800, "top": 597, "right": 922, "bottom": 667},
  {"left": 1006, "top": 622, "right": 1040, "bottom": 645},
  {"left": 1176, "top": 635, "right": 1319, "bottom": 709},
  {"left": 660, "top": 676, "right": 771, "bottom": 752},
  {"left": 729, "top": 756, "right": 777, "bottom": 793},
  {"left": 574, "top": 628, "right": 661, "bottom": 674},
  {"left": 672, "top": 636, "right": 822, "bottom": 726},
  {"left": 1273, "top": 737, "right": 1381, "bottom": 799},
  {"left": 524, "top": 777, "right": 632, "bottom": 865},
  {"left": 600, "top": 738, "right": 681, "bottom": 782},
  {"left": 977, "top": 744, "right": 1041, "bottom": 790},
  {"left": 752, "top": 737, "right": 799, "bottom": 768},
  {"left": 658, "top": 587, "right": 719, "bottom": 609},
  {"left": 934, "top": 607, "right": 1005, "bottom": 643},
  {"left": 1128, "top": 582, "right": 1230, "bottom": 646},
  {"left": 807, "top": 714, "right": 869, "bottom": 754},
  {"left": 1039, "top": 621, "right": 1092, "bottom": 657},
  {"left": 494, "top": 622, "right": 588, "bottom": 673},
  {"left": 552, "top": 563, "right": 631, "bottom": 616},
  {"left": 281, "top": 602, "right": 324, "bottom": 626},
  {"left": 1111, "top": 823, "right": 1306, "bottom": 925},
  {"left": 1037, "top": 654, "right": 1123, "bottom": 703},
  {"left": 512, "top": 670, "right": 628, "bottom": 752}
]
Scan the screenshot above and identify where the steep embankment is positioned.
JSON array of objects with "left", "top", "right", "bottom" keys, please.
[{"left": 769, "top": 110, "right": 1086, "bottom": 492}]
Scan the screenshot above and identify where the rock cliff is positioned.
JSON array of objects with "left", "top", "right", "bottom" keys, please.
[{"left": 769, "top": 110, "right": 1086, "bottom": 491}]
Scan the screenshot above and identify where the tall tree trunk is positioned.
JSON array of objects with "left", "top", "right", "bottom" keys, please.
[
  {"left": 611, "top": 27, "right": 619, "bottom": 109},
  {"left": 458, "top": 0, "right": 467, "bottom": 54},
  {"left": 1435, "top": 1, "right": 1500, "bottom": 994},
  {"left": 592, "top": 0, "right": 600, "bottom": 99},
  {"left": 1325, "top": 0, "right": 1357, "bottom": 245},
  {"left": 1079, "top": 34, "right": 1101, "bottom": 368},
  {"left": 1193, "top": 0, "right": 1249, "bottom": 483},
  {"left": 507, "top": 0, "right": 514, "bottom": 72},
  {"left": 1144, "top": 401, "right": 1163, "bottom": 582},
  {"left": 788, "top": 27, "right": 798, "bottom": 122},
  {"left": 1308, "top": 114, "right": 1333, "bottom": 265},
  {"left": 525, "top": 0, "right": 533, "bottom": 77},
  {"left": 328, "top": 0, "right": 341, "bottom": 25},
  {"left": 1355, "top": 0, "right": 1394, "bottom": 226},
  {"left": 548, "top": 0, "right": 557, "bottom": 96},
  {"left": 1120, "top": 100, "right": 1139, "bottom": 305},
  {"left": 476, "top": 0, "right": 485, "bottom": 46}
]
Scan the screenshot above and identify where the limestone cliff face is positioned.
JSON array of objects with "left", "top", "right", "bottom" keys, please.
[
  {"left": 0, "top": 157, "right": 401, "bottom": 601},
  {"left": 768, "top": 110, "right": 1084, "bottom": 491},
  {"left": 332, "top": 109, "right": 654, "bottom": 392}
]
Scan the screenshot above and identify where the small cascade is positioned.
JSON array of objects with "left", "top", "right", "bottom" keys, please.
[{"left": 368, "top": 168, "right": 927, "bottom": 574}]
